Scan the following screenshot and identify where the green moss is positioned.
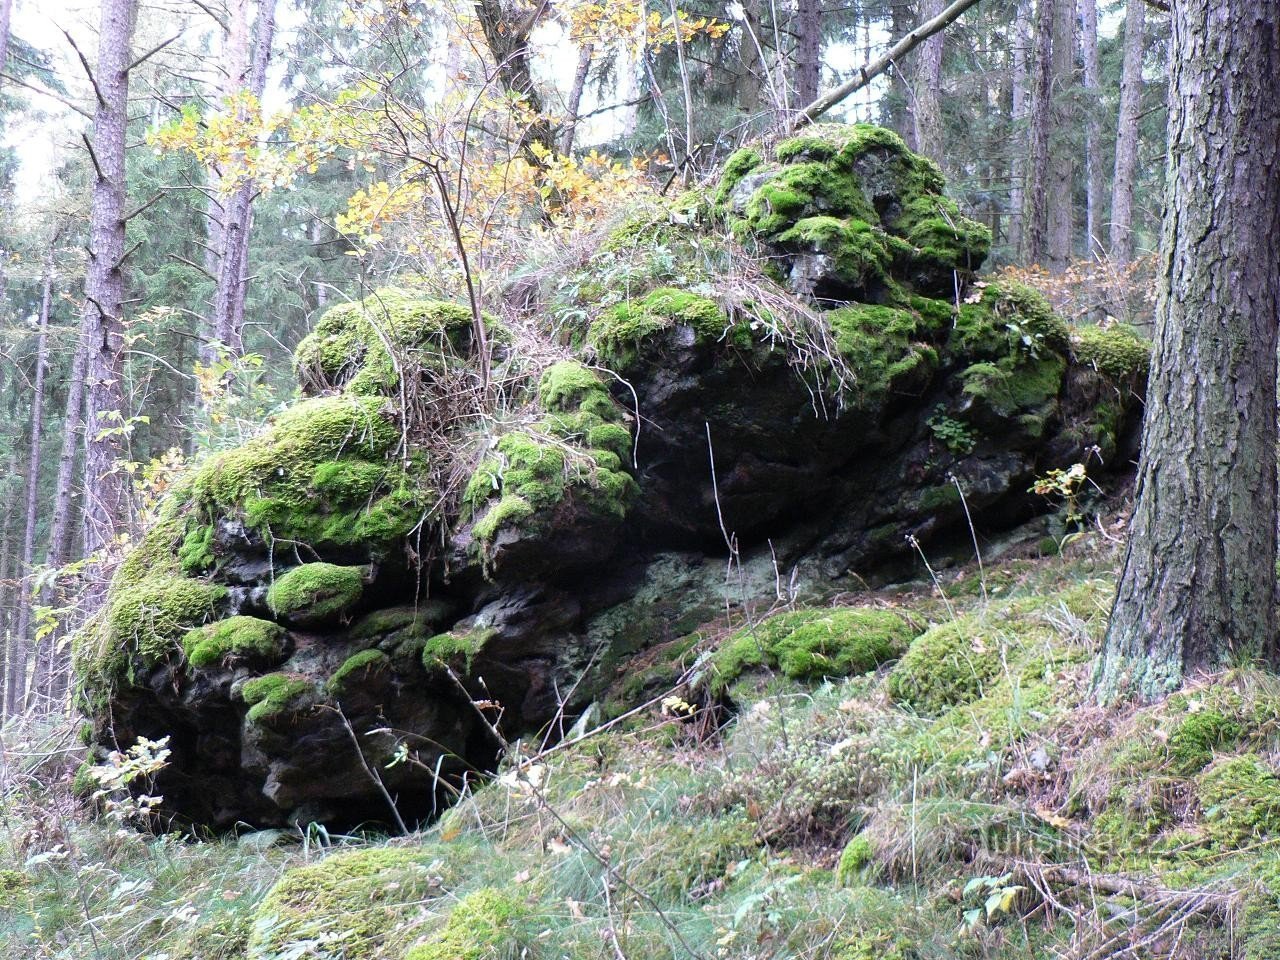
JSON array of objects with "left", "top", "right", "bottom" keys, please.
[
  {"left": 187, "top": 393, "right": 428, "bottom": 556},
  {"left": 183, "top": 616, "right": 287, "bottom": 669},
  {"left": 775, "top": 217, "right": 891, "bottom": 289},
  {"left": 326, "top": 649, "right": 390, "bottom": 696},
  {"left": 403, "top": 888, "right": 532, "bottom": 960},
  {"left": 1198, "top": 755, "right": 1280, "bottom": 844},
  {"left": 71, "top": 761, "right": 97, "bottom": 799},
  {"left": 266, "top": 563, "right": 365, "bottom": 624},
  {"left": 713, "top": 607, "right": 913, "bottom": 691},
  {"left": 890, "top": 195, "right": 991, "bottom": 276},
  {"left": 827, "top": 303, "right": 938, "bottom": 403},
  {"left": 293, "top": 289, "right": 493, "bottom": 395},
  {"left": 1072, "top": 324, "right": 1151, "bottom": 379},
  {"left": 422, "top": 628, "right": 495, "bottom": 672},
  {"left": 102, "top": 575, "right": 228, "bottom": 677},
  {"left": 471, "top": 494, "right": 535, "bottom": 544},
  {"left": 837, "top": 834, "right": 875, "bottom": 885},
  {"left": 739, "top": 161, "right": 876, "bottom": 237},
  {"left": 590, "top": 287, "right": 731, "bottom": 362},
  {"left": 538, "top": 360, "right": 607, "bottom": 413},
  {"left": 177, "top": 523, "right": 216, "bottom": 574},
  {"left": 886, "top": 616, "right": 1002, "bottom": 715},
  {"left": 241, "top": 672, "right": 317, "bottom": 724},
  {"left": 951, "top": 280, "right": 1070, "bottom": 360},
  {"left": 713, "top": 147, "right": 763, "bottom": 206},
  {"left": 1168, "top": 709, "right": 1244, "bottom": 773},
  {"left": 249, "top": 847, "right": 445, "bottom": 958},
  {"left": 960, "top": 355, "right": 1066, "bottom": 423}
]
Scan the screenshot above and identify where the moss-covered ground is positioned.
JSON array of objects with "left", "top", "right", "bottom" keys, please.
[{"left": 15, "top": 533, "right": 1280, "bottom": 959}]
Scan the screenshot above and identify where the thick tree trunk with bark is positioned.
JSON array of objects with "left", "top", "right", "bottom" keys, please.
[
  {"left": 794, "top": 0, "right": 821, "bottom": 107},
  {"left": 1097, "top": 0, "right": 1280, "bottom": 702},
  {"left": 82, "top": 0, "right": 138, "bottom": 561},
  {"left": 1079, "top": 0, "right": 1103, "bottom": 256},
  {"left": 210, "top": 0, "right": 275, "bottom": 360},
  {"left": 474, "top": 0, "right": 555, "bottom": 163},
  {"left": 912, "top": 0, "right": 945, "bottom": 162},
  {"left": 1109, "top": 0, "right": 1145, "bottom": 264},
  {"left": 1024, "top": 0, "right": 1054, "bottom": 264},
  {"left": 887, "top": 0, "right": 917, "bottom": 148},
  {"left": 1046, "top": 0, "right": 1075, "bottom": 269},
  {"left": 1007, "top": 1, "right": 1030, "bottom": 257}
]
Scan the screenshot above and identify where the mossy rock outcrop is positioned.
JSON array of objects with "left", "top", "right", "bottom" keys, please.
[{"left": 77, "top": 126, "right": 1148, "bottom": 831}]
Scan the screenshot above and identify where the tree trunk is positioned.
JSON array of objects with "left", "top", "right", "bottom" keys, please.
[
  {"left": 0, "top": 449, "right": 18, "bottom": 717},
  {"left": 912, "top": 0, "right": 945, "bottom": 163},
  {"left": 46, "top": 317, "right": 91, "bottom": 576},
  {"left": 202, "top": 0, "right": 252, "bottom": 288},
  {"left": 210, "top": 0, "right": 276, "bottom": 360},
  {"left": 1097, "top": 0, "right": 1280, "bottom": 702},
  {"left": 794, "top": 0, "right": 821, "bottom": 107},
  {"left": 82, "top": 0, "right": 138, "bottom": 563},
  {"left": 1079, "top": 0, "right": 1103, "bottom": 256},
  {"left": 474, "top": 0, "right": 556, "bottom": 164},
  {"left": 559, "top": 41, "right": 594, "bottom": 155},
  {"left": 1046, "top": 0, "right": 1076, "bottom": 269},
  {"left": 736, "top": 0, "right": 766, "bottom": 116},
  {"left": 887, "top": 0, "right": 916, "bottom": 148},
  {"left": 1109, "top": 0, "right": 1145, "bottom": 264},
  {"left": 14, "top": 259, "right": 53, "bottom": 711},
  {"left": 1007, "top": 1, "right": 1030, "bottom": 257},
  {"left": 1024, "top": 0, "right": 1054, "bottom": 264}
]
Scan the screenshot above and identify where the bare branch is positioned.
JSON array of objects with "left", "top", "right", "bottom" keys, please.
[
  {"left": 792, "top": 0, "right": 982, "bottom": 128},
  {"left": 61, "top": 27, "right": 107, "bottom": 107}
]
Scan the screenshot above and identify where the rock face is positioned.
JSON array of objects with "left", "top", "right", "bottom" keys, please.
[{"left": 75, "top": 125, "right": 1150, "bottom": 829}]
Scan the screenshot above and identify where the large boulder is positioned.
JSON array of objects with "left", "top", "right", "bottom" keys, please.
[{"left": 75, "top": 125, "right": 1149, "bottom": 829}]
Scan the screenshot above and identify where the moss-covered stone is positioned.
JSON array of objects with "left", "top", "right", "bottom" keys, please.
[
  {"left": 422, "top": 628, "right": 495, "bottom": 672},
  {"left": 590, "top": 287, "right": 738, "bottom": 364},
  {"left": 326, "top": 649, "right": 390, "bottom": 697},
  {"left": 712, "top": 146, "right": 763, "bottom": 206},
  {"left": 293, "top": 289, "right": 496, "bottom": 395},
  {"left": 266, "top": 563, "right": 365, "bottom": 625},
  {"left": 775, "top": 216, "right": 892, "bottom": 289},
  {"left": 722, "top": 123, "right": 989, "bottom": 293},
  {"left": 183, "top": 616, "right": 287, "bottom": 669},
  {"left": 951, "top": 280, "right": 1070, "bottom": 359},
  {"left": 403, "top": 888, "right": 533, "bottom": 960},
  {"left": 241, "top": 672, "right": 318, "bottom": 725},
  {"left": 713, "top": 607, "right": 914, "bottom": 692},
  {"left": 248, "top": 846, "right": 444, "bottom": 958},
  {"left": 827, "top": 303, "right": 939, "bottom": 403},
  {"left": 1072, "top": 324, "right": 1151, "bottom": 379},
  {"left": 885, "top": 616, "right": 1002, "bottom": 715},
  {"left": 186, "top": 393, "right": 430, "bottom": 557},
  {"left": 464, "top": 362, "right": 637, "bottom": 551}
]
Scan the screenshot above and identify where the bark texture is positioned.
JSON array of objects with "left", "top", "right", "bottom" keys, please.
[
  {"left": 1079, "top": 0, "right": 1103, "bottom": 255},
  {"left": 1109, "top": 0, "right": 1145, "bottom": 264},
  {"left": 912, "top": 0, "right": 945, "bottom": 162},
  {"left": 1046, "top": 0, "right": 1075, "bottom": 269},
  {"left": 1007, "top": 1, "right": 1030, "bottom": 257},
  {"left": 82, "top": 0, "right": 138, "bottom": 559},
  {"left": 1097, "top": 0, "right": 1280, "bottom": 702},
  {"left": 794, "top": 0, "right": 821, "bottom": 107},
  {"left": 1024, "top": 0, "right": 1053, "bottom": 264}
]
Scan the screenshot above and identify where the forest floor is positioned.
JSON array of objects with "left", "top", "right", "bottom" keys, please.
[{"left": 2, "top": 530, "right": 1279, "bottom": 960}]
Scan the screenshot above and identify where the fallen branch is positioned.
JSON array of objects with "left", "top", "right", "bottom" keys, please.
[{"left": 792, "top": 0, "right": 982, "bottom": 129}]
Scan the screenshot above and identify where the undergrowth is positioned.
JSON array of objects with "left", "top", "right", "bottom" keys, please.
[{"left": 5, "top": 536, "right": 1274, "bottom": 958}]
